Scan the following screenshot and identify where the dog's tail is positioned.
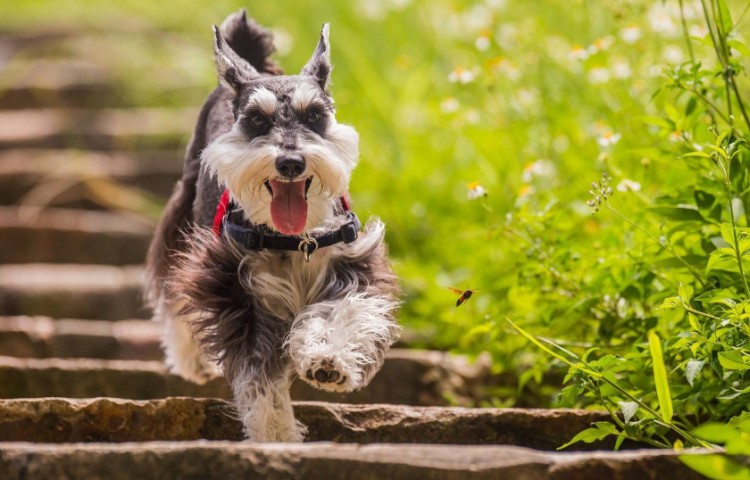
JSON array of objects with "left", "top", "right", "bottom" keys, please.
[{"left": 219, "top": 8, "right": 282, "bottom": 75}]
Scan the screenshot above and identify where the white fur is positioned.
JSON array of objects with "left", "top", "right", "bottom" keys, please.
[
  {"left": 240, "top": 217, "right": 389, "bottom": 319},
  {"left": 156, "top": 297, "right": 221, "bottom": 384},
  {"left": 287, "top": 292, "right": 400, "bottom": 392},
  {"left": 231, "top": 363, "right": 306, "bottom": 442},
  {"left": 237, "top": 218, "right": 400, "bottom": 393},
  {"left": 291, "top": 83, "right": 323, "bottom": 112},
  {"left": 248, "top": 87, "right": 278, "bottom": 115},
  {"left": 201, "top": 118, "right": 359, "bottom": 234}
]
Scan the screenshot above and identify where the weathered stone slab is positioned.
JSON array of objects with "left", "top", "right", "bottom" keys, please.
[
  {"left": 0, "top": 71, "right": 111, "bottom": 109},
  {"left": 0, "top": 108, "right": 195, "bottom": 150},
  {"left": 0, "top": 397, "right": 616, "bottom": 451},
  {"left": 291, "top": 349, "right": 496, "bottom": 406},
  {"left": 0, "top": 208, "right": 153, "bottom": 264},
  {"left": 0, "top": 441, "right": 711, "bottom": 480},
  {"left": 0, "top": 317, "right": 161, "bottom": 360},
  {"left": 0, "top": 264, "right": 146, "bottom": 319},
  {"left": 0, "top": 350, "right": 499, "bottom": 407},
  {"left": 0, "top": 356, "right": 229, "bottom": 399},
  {"left": 0, "top": 149, "right": 181, "bottom": 205}
]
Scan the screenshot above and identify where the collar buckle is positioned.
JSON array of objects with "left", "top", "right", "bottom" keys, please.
[{"left": 297, "top": 233, "right": 319, "bottom": 262}]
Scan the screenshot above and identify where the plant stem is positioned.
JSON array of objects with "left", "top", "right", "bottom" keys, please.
[
  {"left": 604, "top": 204, "right": 707, "bottom": 288},
  {"left": 684, "top": 305, "right": 723, "bottom": 322},
  {"left": 730, "top": 80, "right": 750, "bottom": 133},
  {"left": 678, "top": 0, "right": 696, "bottom": 64},
  {"left": 688, "top": 87, "right": 733, "bottom": 126},
  {"left": 726, "top": 184, "right": 750, "bottom": 297}
]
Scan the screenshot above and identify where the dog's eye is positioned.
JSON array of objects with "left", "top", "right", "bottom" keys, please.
[
  {"left": 249, "top": 113, "right": 268, "bottom": 127},
  {"left": 305, "top": 111, "right": 322, "bottom": 125}
]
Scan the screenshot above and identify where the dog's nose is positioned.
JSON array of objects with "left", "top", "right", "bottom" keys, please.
[{"left": 275, "top": 156, "right": 306, "bottom": 179}]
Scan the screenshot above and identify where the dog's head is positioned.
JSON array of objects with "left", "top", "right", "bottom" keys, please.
[{"left": 202, "top": 24, "right": 359, "bottom": 235}]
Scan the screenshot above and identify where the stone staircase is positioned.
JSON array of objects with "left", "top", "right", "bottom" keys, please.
[{"left": 0, "top": 28, "right": 712, "bottom": 480}]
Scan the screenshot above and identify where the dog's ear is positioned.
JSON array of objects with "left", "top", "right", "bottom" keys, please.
[
  {"left": 213, "top": 25, "right": 259, "bottom": 94},
  {"left": 300, "top": 23, "right": 331, "bottom": 91}
]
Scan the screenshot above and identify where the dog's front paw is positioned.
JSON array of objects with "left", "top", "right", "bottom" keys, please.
[{"left": 298, "top": 355, "right": 362, "bottom": 392}]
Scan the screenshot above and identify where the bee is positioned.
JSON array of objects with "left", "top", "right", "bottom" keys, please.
[{"left": 448, "top": 287, "right": 479, "bottom": 307}]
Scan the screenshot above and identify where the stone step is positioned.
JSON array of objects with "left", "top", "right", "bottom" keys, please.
[
  {"left": 0, "top": 397, "right": 616, "bottom": 450},
  {"left": 0, "top": 28, "right": 77, "bottom": 65},
  {"left": 0, "top": 207, "right": 153, "bottom": 264},
  {"left": 0, "top": 440, "right": 710, "bottom": 480},
  {"left": 0, "top": 349, "right": 520, "bottom": 407},
  {"left": 0, "top": 59, "right": 206, "bottom": 109},
  {"left": 0, "top": 317, "right": 161, "bottom": 360},
  {"left": 0, "top": 264, "right": 146, "bottom": 319},
  {"left": 0, "top": 108, "right": 195, "bottom": 151},
  {"left": 0, "top": 356, "right": 228, "bottom": 400},
  {"left": 0, "top": 316, "right": 430, "bottom": 360},
  {"left": 0, "top": 64, "right": 112, "bottom": 109},
  {"left": 0, "top": 149, "right": 181, "bottom": 205}
]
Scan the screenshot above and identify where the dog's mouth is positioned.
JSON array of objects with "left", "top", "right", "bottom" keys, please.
[{"left": 264, "top": 177, "right": 313, "bottom": 235}]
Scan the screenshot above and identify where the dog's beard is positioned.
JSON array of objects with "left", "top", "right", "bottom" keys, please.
[{"left": 202, "top": 119, "right": 359, "bottom": 234}]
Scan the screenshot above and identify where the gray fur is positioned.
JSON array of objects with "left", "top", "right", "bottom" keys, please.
[{"left": 144, "top": 10, "right": 400, "bottom": 442}]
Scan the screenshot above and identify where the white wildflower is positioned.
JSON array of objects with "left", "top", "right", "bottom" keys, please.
[
  {"left": 689, "top": 24, "right": 708, "bottom": 38},
  {"left": 610, "top": 58, "right": 632, "bottom": 79},
  {"left": 448, "top": 66, "right": 478, "bottom": 84},
  {"left": 465, "top": 110, "right": 481, "bottom": 124},
  {"left": 616, "top": 179, "right": 641, "bottom": 192},
  {"left": 588, "top": 67, "right": 611, "bottom": 84},
  {"left": 597, "top": 130, "right": 621, "bottom": 147},
  {"left": 467, "top": 182, "right": 488, "bottom": 200},
  {"left": 663, "top": 45, "right": 684, "bottom": 64},
  {"left": 475, "top": 35, "right": 491, "bottom": 51},
  {"left": 440, "top": 97, "right": 460, "bottom": 114},
  {"left": 648, "top": 4, "right": 679, "bottom": 37},
  {"left": 522, "top": 159, "right": 556, "bottom": 183},
  {"left": 620, "top": 24, "right": 642, "bottom": 44},
  {"left": 569, "top": 45, "right": 589, "bottom": 61},
  {"left": 588, "top": 35, "right": 615, "bottom": 54}
]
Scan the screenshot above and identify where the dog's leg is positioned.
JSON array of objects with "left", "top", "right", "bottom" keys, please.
[
  {"left": 157, "top": 297, "right": 220, "bottom": 384},
  {"left": 225, "top": 318, "right": 306, "bottom": 442},
  {"left": 287, "top": 292, "right": 400, "bottom": 393}
]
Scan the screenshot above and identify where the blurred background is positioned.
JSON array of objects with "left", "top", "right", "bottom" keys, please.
[{"left": 0, "top": 0, "right": 747, "bottom": 407}]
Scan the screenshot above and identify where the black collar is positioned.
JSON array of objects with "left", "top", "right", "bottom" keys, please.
[{"left": 222, "top": 208, "right": 361, "bottom": 261}]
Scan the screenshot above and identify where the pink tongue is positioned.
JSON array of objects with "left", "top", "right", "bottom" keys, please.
[{"left": 269, "top": 180, "right": 308, "bottom": 235}]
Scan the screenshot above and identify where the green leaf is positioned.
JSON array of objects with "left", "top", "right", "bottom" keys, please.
[
  {"left": 557, "top": 422, "right": 618, "bottom": 450},
  {"left": 649, "top": 206, "right": 704, "bottom": 222},
  {"left": 649, "top": 331, "right": 673, "bottom": 423},
  {"left": 659, "top": 296, "right": 682, "bottom": 309},
  {"left": 679, "top": 454, "right": 750, "bottom": 480},
  {"left": 716, "top": 0, "right": 734, "bottom": 34},
  {"left": 693, "top": 423, "right": 739, "bottom": 444},
  {"left": 678, "top": 284, "right": 694, "bottom": 303},
  {"left": 721, "top": 223, "right": 737, "bottom": 248},
  {"left": 680, "top": 151, "right": 713, "bottom": 159},
  {"left": 637, "top": 115, "right": 674, "bottom": 130},
  {"left": 718, "top": 351, "right": 750, "bottom": 371},
  {"left": 706, "top": 250, "right": 740, "bottom": 274}
]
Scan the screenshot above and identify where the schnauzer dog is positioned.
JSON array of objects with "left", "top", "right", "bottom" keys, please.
[{"left": 144, "top": 9, "right": 400, "bottom": 442}]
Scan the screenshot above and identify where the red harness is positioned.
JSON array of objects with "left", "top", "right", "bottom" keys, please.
[
  {"left": 212, "top": 189, "right": 351, "bottom": 236},
  {"left": 212, "top": 189, "right": 232, "bottom": 236}
]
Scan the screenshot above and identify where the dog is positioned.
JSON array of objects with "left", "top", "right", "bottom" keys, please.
[{"left": 144, "top": 9, "right": 400, "bottom": 442}]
